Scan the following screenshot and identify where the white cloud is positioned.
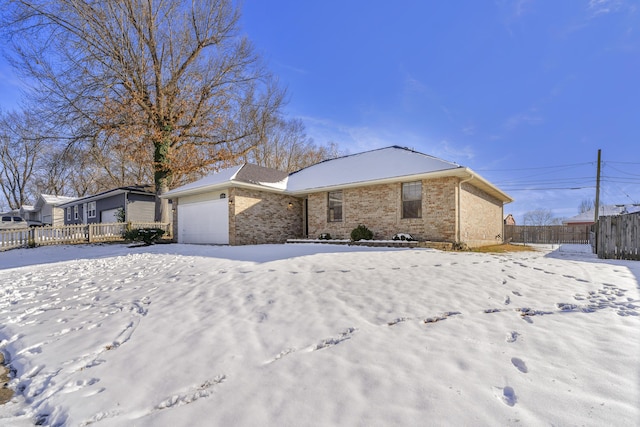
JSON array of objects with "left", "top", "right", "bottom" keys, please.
[
  {"left": 502, "top": 110, "right": 544, "bottom": 131},
  {"left": 588, "top": 0, "right": 626, "bottom": 16}
]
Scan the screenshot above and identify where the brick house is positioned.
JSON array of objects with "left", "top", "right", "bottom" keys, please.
[{"left": 163, "top": 146, "right": 513, "bottom": 247}]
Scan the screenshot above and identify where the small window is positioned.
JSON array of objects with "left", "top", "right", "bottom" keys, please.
[
  {"left": 67, "top": 208, "right": 71, "bottom": 221},
  {"left": 402, "top": 181, "right": 422, "bottom": 219},
  {"left": 87, "top": 201, "right": 96, "bottom": 218},
  {"left": 220, "top": 193, "right": 226, "bottom": 199},
  {"left": 73, "top": 205, "right": 79, "bottom": 220},
  {"left": 327, "top": 190, "right": 343, "bottom": 222}
]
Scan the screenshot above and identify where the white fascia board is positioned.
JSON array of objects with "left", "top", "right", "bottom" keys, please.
[{"left": 161, "top": 181, "right": 287, "bottom": 199}]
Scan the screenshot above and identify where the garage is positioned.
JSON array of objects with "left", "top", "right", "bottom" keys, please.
[
  {"left": 101, "top": 208, "right": 120, "bottom": 223},
  {"left": 178, "top": 198, "right": 229, "bottom": 244}
]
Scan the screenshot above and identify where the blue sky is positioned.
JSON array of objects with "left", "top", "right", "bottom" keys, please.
[{"left": 1, "top": 0, "right": 639, "bottom": 223}]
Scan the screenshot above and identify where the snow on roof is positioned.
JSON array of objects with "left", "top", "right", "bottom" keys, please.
[
  {"left": 163, "top": 164, "right": 289, "bottom": 198},
  {"left": 162, "top": 147, "right": 511, "bottom": 203},
  {"left": 286, "top": 146, "right": 461, "bottom": 192},
  {"left": 40, "top": 194, "right": 77, "bottom": 205},
  {"left": 564, "top": 204, "right": 640, "bottom": 223}
]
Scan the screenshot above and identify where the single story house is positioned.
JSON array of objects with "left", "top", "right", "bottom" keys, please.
[
  {"left": 59, "top": 185, "right": 157, "bottom": 225},
  {"left": 563, "top": 204, "right": 640, "bottom": 226},
  {"left": 163, "top": 146, "right": 513, "bottom": 247},
  {"left": 22, "top": 194, "right": 78, "bottom": 226}
]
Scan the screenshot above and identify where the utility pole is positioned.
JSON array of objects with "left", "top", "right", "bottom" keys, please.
[
  {"left": 594, "top": 149, "right": 601, "bottom": 253},
  {"left": 594, "top": 149, "right": 601, "bottom": 223}
]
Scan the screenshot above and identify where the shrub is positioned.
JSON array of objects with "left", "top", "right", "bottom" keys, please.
[
  {"left": 392, "top": 233, "right": 414, "bottom": 241},
  {"left": 452, "top": 241, "right": 469, "bottom": 251},
  {"left": 350, "top": 224, "right": 373, "bottom": 241},
  {"left": 318, "top": 233, "right": 332, "bottom": 240},
  {"left": 123, "top": 227, "right": 166, "bottom": 245}
]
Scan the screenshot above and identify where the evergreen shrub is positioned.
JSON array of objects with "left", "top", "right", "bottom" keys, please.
[{"left": 350, "top": 224, "right": 373, "bottom": 241}]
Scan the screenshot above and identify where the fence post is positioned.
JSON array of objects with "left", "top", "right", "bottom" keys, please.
[{"left": 88, "top": 224, "right": 93, "bottom": 243}]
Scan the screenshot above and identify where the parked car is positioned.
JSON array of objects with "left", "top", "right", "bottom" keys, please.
[{"left": 0, "top": 216, "right": 29, "bottom": 230}]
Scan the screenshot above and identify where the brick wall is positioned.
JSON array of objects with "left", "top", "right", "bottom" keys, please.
[
  {"left": 306, "top": 177, "right": 459, "bottom": 242},
  {"left": 230, "top": 188, "right": 303, "bottom": 245},
  {"left": 459, "top": 183, "right": 504, "bottom": 247}
]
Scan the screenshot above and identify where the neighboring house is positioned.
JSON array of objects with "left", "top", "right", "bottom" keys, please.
[
  {"left": 163, "top": 146, "right": 513, "bottom": 247},
  {"left": 59, "top": 185, "right": 157, "bottom": 225},
  {"left": 563, "top": 204, "right": 640, "bottom": 226},
  {"left": 19, "top": 194, "right": 78, "bottom": 226},
  {"left": 504, "top": 214, "right": 516, "bottom": 226}
]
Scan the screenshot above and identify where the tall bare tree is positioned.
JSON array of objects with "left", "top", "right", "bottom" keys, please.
[
  {"left": 239, "top": 117, "right": 341, "bottom": 172},
  {"left": 0, "top": 110, "right": 45, "bottom": 210},
  {"left": 3, "top": 0, "right": 284, "bottom": 221},
  {"left": 523, "top": 208, "right": 556, "bottom": 226}
]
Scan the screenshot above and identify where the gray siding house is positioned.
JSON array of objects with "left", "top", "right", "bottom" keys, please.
[{"left": 59, "top": 185, "right": 157, "bottom": 225}]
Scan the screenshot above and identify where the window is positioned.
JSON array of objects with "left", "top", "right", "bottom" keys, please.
[
  {"left": 327, "top": 190, "right": 343, "bottom": 222},
  {"left": 73, "top": 205, "right": 79, "bottom": 220},
  {"left": 67, "top": 208, "right": 71, "bottom": 221},
  {"left": 88, "top": 201, "right": 96, "bottom": 218},
  {"left": 402, "top": 181, "right": 422, "bottom": 219}
]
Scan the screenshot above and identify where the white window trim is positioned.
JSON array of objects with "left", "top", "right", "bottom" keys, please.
[
  {"left": 88, "top": 201, "right": 96, "bottom": 218},
  {"left": 73, "top": 205, "right": 79, "bottom": 220},
  {"left": 67, "top": 208, "right": 71, "bottom": 221}
]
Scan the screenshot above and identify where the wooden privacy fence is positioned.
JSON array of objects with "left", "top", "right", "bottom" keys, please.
[
  {"left": 0, "top": 222, "right": 172, "bottom": 252},
  {"left": 504, "top": 225, "right": 592, "bottom": 245},
  {"left": 597, "top": 213, "right": 640, "bottom": 260}
]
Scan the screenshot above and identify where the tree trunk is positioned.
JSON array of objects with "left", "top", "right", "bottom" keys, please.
[{"left": 154, "top": 129, "right": 172, "bottom": 223}]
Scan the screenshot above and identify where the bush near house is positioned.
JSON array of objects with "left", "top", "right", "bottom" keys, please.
[
  {"left": 351, "top": 224, "right": 373, "bottom": 241},
  {"left": 123, "top": 227, "right": 166, "bottom": 245}
]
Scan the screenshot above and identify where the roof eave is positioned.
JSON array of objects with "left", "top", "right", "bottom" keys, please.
[
  {"left": 161, "top": 180, "right": 286, "bottom": 199},
  {"left": 287, "top": 167, "right": 513, "bottom": 204}
]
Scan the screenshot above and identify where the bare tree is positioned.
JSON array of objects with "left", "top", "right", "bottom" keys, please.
[
  {"left": 578, "top": 199, "right": 594, "bottom": 214},
  {"left": 3, "top": 0, "right": 284, "bottom": 221},
  {"left": 0, "top": 110, "right": 45, "bottom": 209},
  {"left": 523, "top": 208, "right": 556, "bottom": 226},
  {"left": 239, "top": 117, "right": 341, "bottom": 172}
]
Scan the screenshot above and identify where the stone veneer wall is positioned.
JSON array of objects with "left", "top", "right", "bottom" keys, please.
[
  {"left": 459, "top": 182, "right": 504, "bottom": 247},
  {"left": 306, "top": 177, "right": 459, "bottom": 242},
  {"left": 229, "top": 188, "right": 303, "bottom": 245}
]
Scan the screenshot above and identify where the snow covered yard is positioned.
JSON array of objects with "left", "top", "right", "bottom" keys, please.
[{"left": 0, "top": 243, "right": 638, "bottom": 426}]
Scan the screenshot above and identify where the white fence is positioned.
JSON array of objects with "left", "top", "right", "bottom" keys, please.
[{"left": 0, "top": 222, "right": 172, "bottom": 251}]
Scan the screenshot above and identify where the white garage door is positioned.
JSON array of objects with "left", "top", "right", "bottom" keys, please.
[
  {"left": 101, "top": 208, "right": 120, "bottom": 223},
  {"left": 178, "top": 199, "right": 229, "bottom": 244}
]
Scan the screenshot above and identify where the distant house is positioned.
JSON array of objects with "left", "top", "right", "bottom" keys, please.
[
  {"left": 163, "top": 146, "right": 513, "bottom": 247},
  {"left": 563, "top": 204, "right": 640, "bottom": 226},
  {"left": 504, "top": 214, "right": 516, "bottom": 226},
  {"left": 58, "top": 185, "right": 157, "bottom": 225},
  {"left": 26, "top": 194, "right": 78, "bottom": 226}
]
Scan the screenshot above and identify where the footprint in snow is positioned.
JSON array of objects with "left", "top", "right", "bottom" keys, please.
[
  {"left": 506, "top": 331, "right": 519, "bottom": 343},
  {"left": 493, "top": 386, "right": 517, "bottom": 407},
  {"left": 511, "top": 357, "right": 528, "bottom": 373}
]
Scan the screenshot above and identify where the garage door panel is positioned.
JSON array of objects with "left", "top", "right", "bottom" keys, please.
[{"left": 178, "top": 199, "right": 229, "bottom": 244}]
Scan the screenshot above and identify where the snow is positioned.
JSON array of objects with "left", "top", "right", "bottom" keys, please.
[
  {"left": 0, "top": 243, "right": 639, "bottom": 426},
  {"left": 163, "top": 166, "right": 243, "bottom": 197},
  {"left": 286, "top": 146, "right": 461, "bottom": 192}
]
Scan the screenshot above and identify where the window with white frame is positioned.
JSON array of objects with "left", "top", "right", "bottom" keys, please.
[
  {"left": 73, "top": 205, "right": 79, "bottom": 220},
  {"left": 327, "top": 190, "right": 343, "bottom": 222},
  {"left": 67, "top": 208, "right": 71, "bottom": 221},
  {"left": 402, "top": 181, "right": 422, "bottom": 219},
  {"left": 88, "top": 201, "right": 96, "bottom": 218}
]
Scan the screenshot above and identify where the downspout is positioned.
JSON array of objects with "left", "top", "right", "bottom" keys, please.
[{"left": 457, "top": 173, "right": 474, "bottom": 243}]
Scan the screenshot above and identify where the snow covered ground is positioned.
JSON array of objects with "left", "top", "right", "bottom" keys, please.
[{"left": 0, "top": 243, "right": 638, "bottom": 426}]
